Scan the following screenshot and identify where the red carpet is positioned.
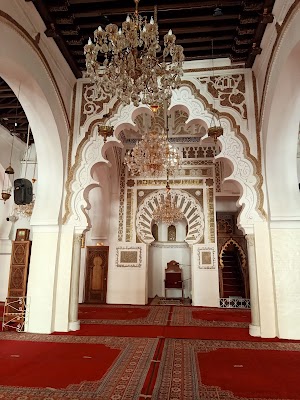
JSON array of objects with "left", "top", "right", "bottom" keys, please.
[
  {"left": 171, "top": 305, "right": 250, "bottom": 327},
  {"left": 199, "top": 347, "right": 300, "bottom": 399},
  {"left": 79, "top": 304, "right": 170, "bottom": 325},
  {"left": 152, "top": 338, "right": 300, "bottom": 400},
  {"left": 192, "top": 307, "right": 251, "bottom": 322},
  {"left": 79, "top": 305, "right": 150, "bottom": 320},
  {"left": 0, "top": 333, "right": 157, "bottom": 399},
  {"left": 0, "top": 339, "right": 120, "bottom": 388},
  {"left": 2, "top": 304, "right": 300, "bottom": 400}
]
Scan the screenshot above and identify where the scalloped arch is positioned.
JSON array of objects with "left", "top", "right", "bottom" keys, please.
[
  {"left": 136, "top": 189, "right": 204, "bottom": 244},
  {"left": 64, "top": 80, "right": 265, "bottom": 228},
  {"left": 219, "top": 238, "right": 246, "bottom": 271}
]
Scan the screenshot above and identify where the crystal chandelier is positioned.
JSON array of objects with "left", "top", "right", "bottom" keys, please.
[
  {"left": 153, "top": 179, "right": 184, "bottom": 225},
  {"left": 84, "top": 0, "right": 184, "bottom": 107},
  {"left": 15, "top": 198, "right": 35, "bottom": 219},
  {"left": 124, "top": 106, "right": 181, "bottom": 177},
  {"left": 124, "top": 129, "right": 180, "bottom": 177}
]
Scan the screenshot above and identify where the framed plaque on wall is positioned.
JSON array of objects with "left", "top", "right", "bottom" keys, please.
[{"left": 15, "top": 229, "right": 30, "bottom": 241}]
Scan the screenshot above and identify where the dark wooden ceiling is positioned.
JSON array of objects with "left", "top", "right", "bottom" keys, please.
[
  {"left": 0, "top": 0, "right": 275, "bottom": 144},
  {"left": 30, "top": 0, "right": 275, "bottom": 78},
  {"left": 0, "top": 78, "right": 33, "bottom": 144}
]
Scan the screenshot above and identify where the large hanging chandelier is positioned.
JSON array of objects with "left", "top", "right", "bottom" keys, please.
[
  {"left": 124, "top": 129, "right": 180, "bottom": 177},
  {"left": 124, "top": 106, "right": 181, "bottom": 177},
  {"left": 84, "top": 0, "right": 184, "bottom": 107},
  {"left": 153, "top": 179, "right": 184, "bottom": 225}
]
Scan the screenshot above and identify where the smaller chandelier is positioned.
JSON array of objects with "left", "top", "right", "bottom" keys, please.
[
  {"left": 15, "top": 199, "right": 35, "bottom": 219},
  {"left": 207, "top": 124, "right": 223, "bottom": 143},
  {"left": 153, "top": 182, "right": 184, "bottom": 225},
  {"left": 98, "top": 124, "right": 114, "bottom": 142},
  {"left": 84, "top": 0, "right": 184, "bottom": 106},
  {"left": 124, "top": 129, "right": 180, "bottom": 177}
]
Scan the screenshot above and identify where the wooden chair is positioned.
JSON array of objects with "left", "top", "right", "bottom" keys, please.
[{"left": 164, "top": 260, "right": 184, "bottom": 301}]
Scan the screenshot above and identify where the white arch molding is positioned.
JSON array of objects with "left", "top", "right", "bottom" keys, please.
[
  {"left": 66, "top": 82, "right": 264, "bottom": 230},
  {"left": 0, "top": 12, "right": 68, "bottom": 225},
  {"left": 0, "top": 12, "right": 71, "bottom": 334},
  {"left": 136, "top": 189, "right": 204, "bottom": 244},
  {"left": 260, "top": 4, "right": 300, "bottom": 220}
]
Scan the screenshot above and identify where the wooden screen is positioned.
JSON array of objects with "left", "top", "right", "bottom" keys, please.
[{"left": 7, "top": 241, "right": 31, "bottom": 298}]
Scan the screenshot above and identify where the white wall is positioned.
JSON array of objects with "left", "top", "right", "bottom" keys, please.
[
  {"left": 106, "top": 243, "right": 148, "bottom": 305},
  {"left": 148, "top": 242, "right": 191, "bottom": 299},
  {"left": 192, "top": 244, "right": 219, "bottom": 307}
]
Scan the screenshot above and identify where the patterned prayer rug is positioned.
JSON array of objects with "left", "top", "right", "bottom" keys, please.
[
  {"left": 170, "top": 306, "right": 250, "bottom": 328},
  {"left": 0, "top": 332, "right": 158, "bottom": 399},
  {"left": 152, "top": 338, "right": 300, "bottom": 400},
  {"left": 150, "top": 297, "right": 191, "bottom": 306},
  {"left": 79, "top": 304, "right": 170, "bottom": 325}
]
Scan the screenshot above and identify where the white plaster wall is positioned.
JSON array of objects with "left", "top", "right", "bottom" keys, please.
[
  {"left": 271, "top": 225, "right": 300, "bottom": 339},
  {"left": 216, "top": 197, "right": 240, "bottom": 212},
  {"left": 192, "top": 244, "right": 219, "bottom": 307},
  {"left": 148, "top": 243, "right": 191, "bottom": 299},
  {"left": 106, "top": 243, "right": 148, "bottom": 305}
]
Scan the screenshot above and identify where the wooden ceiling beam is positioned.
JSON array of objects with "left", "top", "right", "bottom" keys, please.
[
  {"left": 0, "top": 93, "right": 19, "bottom": 99},
  {"left": 79, "top": 23, "right": 238, "bottom": 35},
  {"left": 73, "top": 13, "right": 240, "bottom": 24},
  {"left": 69, "top": 0, "right": 241, "bottom": 12}
]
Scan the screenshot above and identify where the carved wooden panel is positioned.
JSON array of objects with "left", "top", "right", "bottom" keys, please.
[
  {"left": 85, "top": 246, "right": 109, "bottom": 304},
  {"left": 7, "top": 241, "right": 31, "bottom": 298}
]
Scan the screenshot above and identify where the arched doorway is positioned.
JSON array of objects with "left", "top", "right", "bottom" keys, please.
[{"left": 0, "top": 13, "right": 69, "bottom": 333}]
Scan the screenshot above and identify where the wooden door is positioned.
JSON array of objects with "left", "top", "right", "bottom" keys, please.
[{"left": 85, "top": 246, "right": 109, "bottom": 303}]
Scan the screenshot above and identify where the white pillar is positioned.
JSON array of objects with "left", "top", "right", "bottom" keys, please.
[
  {"left": 68, "top": 233, "right": 82, "bottom": 331},
  {"left": 26, "top": 225, "right": 60, "bottom": 333},
  {"left": 246, "top": 234, "right": 261, "bottom": 337}
]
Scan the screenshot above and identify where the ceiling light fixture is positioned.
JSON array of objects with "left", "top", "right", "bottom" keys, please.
[
  {"left": 84, "top": 0, "right": 184, "bottom": 107},
  {"left": 124, "top": 105, "right": 181, "bottom": 177},
  {"left": 153, "top": 172, "right": 184, "bottom": 225}
]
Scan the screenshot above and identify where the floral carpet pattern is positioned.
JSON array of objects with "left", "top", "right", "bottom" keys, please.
[
  {"left": 152, "top": 338, "right": 300, "bottom": 400},
  {"left": 0, "top": 332, "right": 158, "bottom": 400},
  {"left": 1, "top": 306, "right": 300, "bottom": 400},
  {"left": 79, "top": 304, "right": 170, "bottom": 325},
  {"left": 170, "top": 306, "right": 250, "bottom": 328}
]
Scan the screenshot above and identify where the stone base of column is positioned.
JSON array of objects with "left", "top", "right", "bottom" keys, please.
[
  {"left": 69, "top": 320, "right": 80, "bottom": 331},
  {"left": 249, "top": 323, "right": 261, "bottom": 337}
]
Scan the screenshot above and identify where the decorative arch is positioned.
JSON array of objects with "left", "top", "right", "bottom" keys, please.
[
  {"left": 136, "top": 189, "right": 204, "bottom": 244},
  {"left": 170, "top": 82, "right": 266, "bottom": 228},
  {"left": 219, "top": 237, "right": 249, "bottom": 299},
  {"left": 219, "top": 238, "right": 246, "bottom": 271},
  {"left": 65, "top": 79, "right": 265, "bottom": 229},
  {"left": 259, "top": 3, "right": 300, "bottom": 220},
  {"left": 0, "top": 11, "right": 69, "bottom": 225},
  {"left": 66, "top": 127, "right": 114, "bottom": 227}
]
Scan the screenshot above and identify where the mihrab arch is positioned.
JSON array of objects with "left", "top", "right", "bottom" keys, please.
[{"left": 136, "top": 189, "right": 204, "bottom": 244}]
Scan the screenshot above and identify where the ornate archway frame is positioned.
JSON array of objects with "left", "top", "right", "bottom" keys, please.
[
  {"left": 219, "top": 237, "right": 249, "bottom": 298},
  {"left": 63, "top": 80, "right": 266, "bottom": 230},
  {"left": 0, "top": 11, "right": 70, "bottom": 226},
  {"left": 136, "top": 189, "right": 204, "bottom": 244}
]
